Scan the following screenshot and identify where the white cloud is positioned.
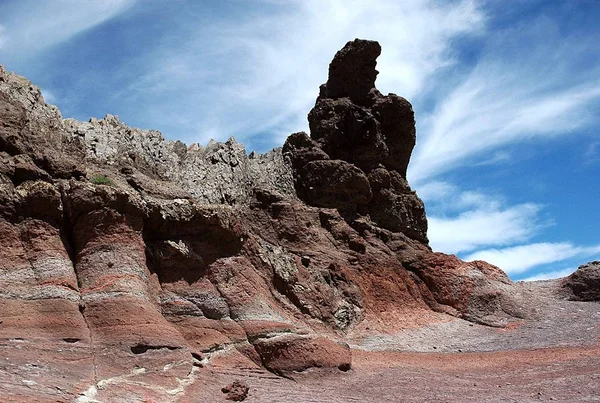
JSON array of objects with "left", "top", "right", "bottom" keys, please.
[
  {"left": 521, "top": 267, "right": 576, "bottom": 282},
  {"left": 586, "top": 141, "right": 600, "bottom": 164},
  {"left": 409, "top": 18, "right": 600, "bottom": 184},
  {"left": 417, "top": 181, "right": 543, "bottom": 254},
  {"left": 116, "top": 0, "right": 484, "bottom": 148},
  {"left": 465, "top": 243, "right": 600, "bottom": 275},
  {"left": 0, "top": 0, "right": 135, "bottom": 58},
  {"left": 428, "top": 203, "right": 541, "bottom": 255},
  {"left": 415, "top": 181, "right": 456, "bottom": 202}
]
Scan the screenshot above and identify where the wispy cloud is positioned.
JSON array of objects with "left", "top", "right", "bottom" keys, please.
[
  {"left": 116, "top": 0, "right": 484, "bottom": 148},
  {"left": 40, "top": 88, "right": 56, "bottom": 105},
  {"left": 465, "top": 243, "right": 600, "bottom": 275},
  {"left": 417, "top": 181, "right": 544, "bottom": 254},
  {"left": 0, "top": 0, "right": 135, "bottom": 61},
  {"left": 521, "top": 267, "right": 575, "bottom": 282},
  {"left": 428, "top": 203, "right": 541, "bottom": 255},
  {"left": 409, "top": 17, "right": 600, "bottom": 183},
  {"left": 407, "top": 10, "right": 600, "bottom": 276}
]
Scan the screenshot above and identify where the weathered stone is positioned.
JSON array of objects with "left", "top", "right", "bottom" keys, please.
[
  {"left": 222, "top": 380, "right": 249, "bottom": 401},
  {"left": 372, "top": 94, "right": 416, "bottom": 176},
  {"left": 65, "top": 116, "right": 297, "bottom": 205},
  {"left": 302, "top": 159, "right": 372, "bottom": 213},
  {"left": 308, "top": 98, "right": 388, "bottom": 171},
  {"left": 287, "top": 38, "right": 427, "bottom": 243},
  {"left": 252, "top": 335, "right": 352, "bottom": 374},
  {"left": 369, "top": 187, "right": 428, "bottom": 243},
  {"left": 562, "top": 261, "right": 600, "bottom": 301},
  {"left": 0, "top": 40, "right": 534, "bottom": 401},
  {"left": 321, "top": 38, "right": 381, "bottom": 105}
]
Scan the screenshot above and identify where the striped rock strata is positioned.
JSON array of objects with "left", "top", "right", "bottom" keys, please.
[{"left": 0, "top": 40, "right": 526, "bottom": 401}]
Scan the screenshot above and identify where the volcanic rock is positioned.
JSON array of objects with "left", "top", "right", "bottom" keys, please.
[
  {"left": 252, "top": 335, "right": 352, "bottom": 374},
  {"left": 0, "top": 39, "right": 531, "bottom": 401},
  {"left": 562, "top": 261, "right": 600, "bottom": 301},
  {"left": 286, "top": 39, "right": 426, "bottom": 242},
  {"left": 222, "top": 380, "right": 249, "bottom": 401},
  {"left": 321, "top": 38, "right": 381, "bottom": 105}
]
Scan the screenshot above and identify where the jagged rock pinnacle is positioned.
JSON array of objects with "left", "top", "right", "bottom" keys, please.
[
  {"left": 285, "top": 39, "right": 427, "bottom": 242},
  {"left": 322, "top": 39, "right": 382, "bottom": 104}
]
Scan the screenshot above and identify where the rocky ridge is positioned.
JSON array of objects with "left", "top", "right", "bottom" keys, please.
[{"left": 0, "top": 40, "right": 533, "bottom": 401}]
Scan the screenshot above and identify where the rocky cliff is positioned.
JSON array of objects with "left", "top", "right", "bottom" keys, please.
[{"left": 0, "top": 40, "right": 526, "bottom": 401}]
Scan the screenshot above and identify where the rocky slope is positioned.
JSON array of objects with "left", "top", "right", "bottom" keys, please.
[{"left": 0, "top": 39, "right": 535, "bottom": 401}]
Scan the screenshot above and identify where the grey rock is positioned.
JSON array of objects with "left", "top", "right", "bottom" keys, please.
[
  {"left": 0, "top": 66, "right": 85, "bottom": 178},
  {"left": 562, "top": 261, "right": 600, "bottom": 301},
  {"left": 183, "top": 291, "right": 230, "bottom": 320},
  {"left": 64, "top": 115, "right": 297, "bottom": 206}
]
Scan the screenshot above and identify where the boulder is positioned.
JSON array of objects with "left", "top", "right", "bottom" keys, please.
[{"left": 562, "top": 261, "right": 600, "bottom": 301}]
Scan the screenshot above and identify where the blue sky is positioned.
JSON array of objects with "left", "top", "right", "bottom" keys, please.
[{"left": 1, "top": 0, "right": 599, "bottom": 281}]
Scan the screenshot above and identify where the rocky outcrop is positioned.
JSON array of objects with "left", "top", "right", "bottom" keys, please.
[
  {"left": 562, "top": 261, "right": 600, "bottom": 301},
  {"left": 0, "top": 39, "right": 529, "bottom": 401},
  {"left": 284, "top": 39, "right": 427, "bottom": 243},
  {"left": 65, "top": 115, "right": 296, "bottom": 205},
  {"left": 0, "top": 66, "right": 86, "bottom": 179}
]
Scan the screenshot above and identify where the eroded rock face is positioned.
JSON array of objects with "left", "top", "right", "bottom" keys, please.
[
  {"left": 0, "top": 66, "right": 85, "bottom": 179},
  {"left": 562, "top": 261, "right": 600, "bottom": 301},
  {"left": 284, "top": 39, "right": 427, "bottom": 243},
  {"left": 65, "top": 115, "right": 296, "bottom": 205},
  {"left": 0, "top": 39, "right": 528, "bottom": 401}
]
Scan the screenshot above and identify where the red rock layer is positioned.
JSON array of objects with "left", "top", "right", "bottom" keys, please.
[{"left": 0, "top": 40, "right": 526, "bottom": 401}]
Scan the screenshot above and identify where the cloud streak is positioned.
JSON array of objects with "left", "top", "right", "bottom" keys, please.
[
  {"left": 0, "top": 25, "right": 6, "bottom": 50},
  {"left": 0, "top": 0, "right": 135, "bottom": 61},
  {"left": 417, "top": 181, "right": 544, "bottom": 255},
  {"left": 115, "top": 0, "right": 484, "bottom": 148},
  {"left": 465, "top": 243, "right": 600, "bottom": 275},
  {"left": 428, "top": 202, "right": 542, "bottom": 255},
  {"left": 521, "top": 267, "right": 575, "bottom": 282},
  {"left": 409, "top": 17, "right": 600, "bottom": 183}
]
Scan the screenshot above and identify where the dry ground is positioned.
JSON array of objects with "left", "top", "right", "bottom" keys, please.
[
  {"left": 181, "top": 280, "right": 600, "bottom": 402},
  {"left": 1, "top": 279, "right": 599, "bottom": 402}
]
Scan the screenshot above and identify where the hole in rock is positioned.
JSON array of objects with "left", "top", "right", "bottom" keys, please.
[
  {"left": 338, "top": 363, "right": 351, "bottom": 372},
  {"left": 130, "top": 344, "right": 180, "bottom": 354},
  {"left": 62, "top": 338, "right": 80, "bottom": 343},
  {"left": 145, "top": 227, "right": 243, "bottom": 285}
]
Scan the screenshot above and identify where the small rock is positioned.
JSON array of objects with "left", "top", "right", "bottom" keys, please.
[{"left": 221, "top": 380, "right": 249, "bottom": 401}]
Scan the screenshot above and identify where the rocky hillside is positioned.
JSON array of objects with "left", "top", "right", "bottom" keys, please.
[{"left": 0, "top": 39, "right": 529, "bottom": 401}]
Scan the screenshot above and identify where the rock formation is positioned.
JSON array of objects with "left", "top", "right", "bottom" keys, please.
[
  {"left": 562, "top": 261, "right": 600, "bottom": 301},
  {"left": 284, "top": 39, "right": 427, "bottom": 242},
  {"left": 0, "top": 40, "right": 527, "bottom": 401}
]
